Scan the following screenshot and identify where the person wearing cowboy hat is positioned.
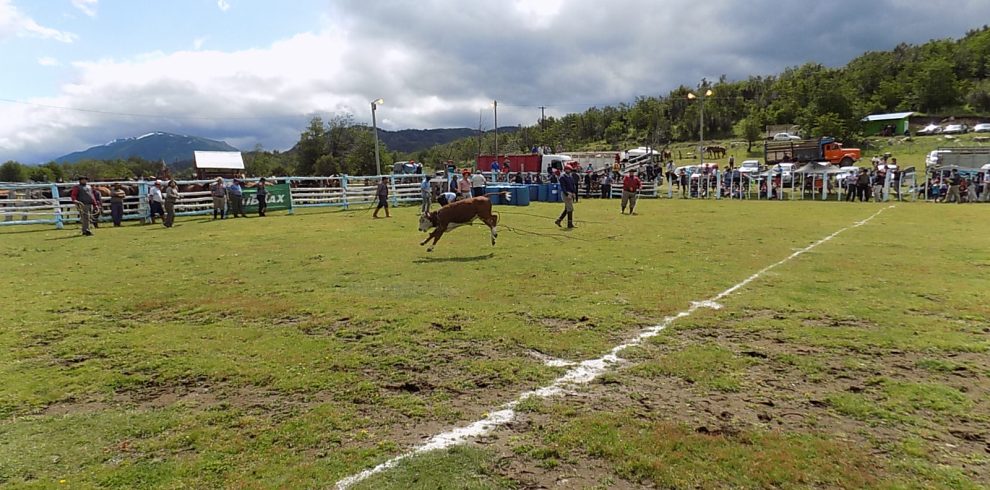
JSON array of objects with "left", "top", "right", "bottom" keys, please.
[
  {"left": 69, "top": 175, "right": 100, "bottom": 236},
  {"left": 555, "top": 164, "right": 577, "bottom": 229},
  {"left": 210, "top": 177, "right": 227, "bottom": 219},
  {"left": 147, "top": 179, "right": 166, "bottom": 224}
]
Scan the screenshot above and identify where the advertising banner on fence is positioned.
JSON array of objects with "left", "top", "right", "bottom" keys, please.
[{"left": 242, "top": 183, "right": 292, "bottom": 213}]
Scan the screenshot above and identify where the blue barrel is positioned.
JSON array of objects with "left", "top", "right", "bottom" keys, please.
[
  {"left": 485, "top": 186, "right": 501, "bottom": 205},
  {"left": 538, "top": 184, "right": 549, "bottom": 201},
  {"left": 548, "top": 183, "right": 562, "bottom": 202},
  {"left": 512, "top": 185, "right": 531, "bottom": 206},
  {"left": 528, "top": 184, "right": 539, "bottom": 202}
]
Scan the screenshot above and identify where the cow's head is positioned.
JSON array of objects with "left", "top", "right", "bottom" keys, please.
[{"left": 418, "top": 212, "right": 436, "bottom": 232}]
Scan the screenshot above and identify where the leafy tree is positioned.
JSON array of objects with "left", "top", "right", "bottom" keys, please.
[
  {"left": 296, "top": 116, "right": 327, "bottom": 175},
  {"left": 913, "top": 58, "right": 959, "bottom": 112},
  {"left": 737, "top": 115, "right": 763, "bottom": 152},
  {"left": 1, "top": 161, "right": 28, "bottom": 182}
]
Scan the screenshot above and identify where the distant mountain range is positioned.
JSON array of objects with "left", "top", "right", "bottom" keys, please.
[
  {"left": 54, "top": 127, "right": 519, "bottom": 164},
  {"left": 54, "top": 132, "right": 239, "bottom": 164}
]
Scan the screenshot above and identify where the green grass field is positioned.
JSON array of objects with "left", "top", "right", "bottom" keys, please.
[{"left": 1, "top": 198, "right": 988, "bottom": 489}]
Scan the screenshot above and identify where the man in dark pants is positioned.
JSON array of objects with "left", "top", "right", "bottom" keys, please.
[
  {"left": 856, "top": 169, "right": 870, "bottom": 202},
  {"left": 373, "top": 176, "right": 390, "bottom": 218},
  {"left": 256, "top": 178, "right": 268, "bottom": 216},
  {"left": 555, "top": 165, "right": 577, "bottom": 229}
]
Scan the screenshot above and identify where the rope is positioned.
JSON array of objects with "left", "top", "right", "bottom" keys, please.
[{"left": 500, "top": 224, "right": 620, "bottom": 243}]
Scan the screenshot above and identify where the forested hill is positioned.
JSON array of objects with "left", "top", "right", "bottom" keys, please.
[{"left": 379, "top": 127, "right": 518, "bottom": 153}]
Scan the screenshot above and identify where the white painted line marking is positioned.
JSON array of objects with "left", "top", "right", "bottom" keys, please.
[{"left": 335, "top": 206, "right": 895, "bottom": 489}]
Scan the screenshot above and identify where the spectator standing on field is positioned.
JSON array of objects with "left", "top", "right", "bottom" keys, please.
[
  {"left": 555, "top": 165, "right": 577, "bottom": 229},
  {"left": 458, "top": 171, "right": 472, "bottom": 200},
  {"left": 470, "top": 170, "right": 486, "bottom": 198},
  {"left": 227, "top": 179, "right": 246, "bottom": 217},
  {"left": 856, "top": 169, "right": 870, "bottom": 202},
  {"left": 621, "top": 169, "right": 642, "bottom": 215},
  {"left": 420, "top": 175, "right": 432, "bottom": 213},
  {"left": 148, "top": 180, "right": 166, "bottom": 224},
  {"left": 373, "top": 176, "right": 391, "bottom": 218},
  {"left": 256, "top": 178, "right": 268, "bottom": 217},
  {"left": 163, "top": 180, "right": 179, "bottom": 227},
  {"left": 944, "top": 170, "right": 962, "bottom": 204},
  {"left": 211, "top": 177, "right": 227, "bottom": 220},
  {"left": 70, "top": 176, "right": 99, "bottom": 236},
  {"left": 110, "top": 183, "right": 126, "bottom": 226},
  {"left": 599, "top": 173, "right": 611, "bottom": 199}
]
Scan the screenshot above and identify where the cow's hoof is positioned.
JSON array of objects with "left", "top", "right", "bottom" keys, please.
[{"left": 427, "top": 248, "right": 434, "bottom": 253}]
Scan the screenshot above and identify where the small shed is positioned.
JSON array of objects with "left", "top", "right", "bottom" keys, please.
[
  {"left": 861, "top": 112, "right": 915, "bottom": 136},
  {"left": 194, "top": 151, "right": 244, "bottom": 179}
]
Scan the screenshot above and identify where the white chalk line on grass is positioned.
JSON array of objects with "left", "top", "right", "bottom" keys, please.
[{"left": 335, "top": 205, "right": 896, "bottom": 489}]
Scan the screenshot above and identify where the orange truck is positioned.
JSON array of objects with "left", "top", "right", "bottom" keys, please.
[{"left": 764, "top": 137, "right": 861, "bottom": 166}]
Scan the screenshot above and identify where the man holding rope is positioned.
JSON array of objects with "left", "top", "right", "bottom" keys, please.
[{"left": 621, "top": 169, "right": 642, "bottom": 215}]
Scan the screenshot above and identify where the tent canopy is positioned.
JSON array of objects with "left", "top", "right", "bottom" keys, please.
[{"left": 793, "top": 162, "right": 843, "bottom": 174}]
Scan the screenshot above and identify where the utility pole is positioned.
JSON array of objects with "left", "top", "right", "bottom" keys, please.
[{"left": 493, "top": 100, "right": 498, "bottom": 162}]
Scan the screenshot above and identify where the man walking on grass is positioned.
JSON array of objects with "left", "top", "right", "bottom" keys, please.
[
  {"left": 555, "top": 165, "right": 577, "bottom": 229},
  {"left": 373, "top": 176, "right": 391, "bottom": 218},
  {"left": 621, "top": 169, "right": 642, "bottom": 215}
]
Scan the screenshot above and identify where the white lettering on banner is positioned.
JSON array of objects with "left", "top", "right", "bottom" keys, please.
[{"left": 243, "top": 194, "right": 285, "bottom": 206}]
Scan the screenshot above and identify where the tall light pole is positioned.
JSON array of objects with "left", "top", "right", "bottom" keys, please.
[
  {"left": 687, "top": 87, "right": 713, "bottom": 166},
  {"left": 492, "top": 100, "right": 498, "bottom": 162},
  {"left": 371, "top": 98, "right": 384, "bottom": 176}
]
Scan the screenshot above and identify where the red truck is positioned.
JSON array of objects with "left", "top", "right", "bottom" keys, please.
[{"left": 764, "top": 137, "right": 861, "bottom": 166}]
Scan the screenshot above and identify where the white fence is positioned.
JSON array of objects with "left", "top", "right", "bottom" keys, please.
[{"left": 0, "top": 174, "right": 428, "bottom": 230}]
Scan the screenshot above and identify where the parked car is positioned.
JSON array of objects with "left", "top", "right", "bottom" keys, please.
[
  {"left": 738, "top": 160, "right": 761, "bottom": 174},
  {"left": 917, "top": 124, "right": 942, "bottom": 135},
  {"left": 772, "top": 132, "right": 802, "bottom": 141},
  {"left": 972, "top": 123, "right": 990, "bottom": 133},
  {"left": 770, "top": 163, "right": 796, "bottom": 184},
  {"left": 942, "top": 124, "right": 968, "bottom": 134}
]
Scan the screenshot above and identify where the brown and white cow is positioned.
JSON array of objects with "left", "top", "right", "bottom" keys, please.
[{"left": 418, "top": 194, "right": 505, "bottom": 252}]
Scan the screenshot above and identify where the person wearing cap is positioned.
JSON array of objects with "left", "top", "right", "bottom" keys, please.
[
  {"left": 70, "top": 176, "right": 100, "bottom": 236},
  {"left": 621, "top": 169, "right": 642, "bottom": 215},
  {"left": 470, "top": 169, "right": 486, "bottom": 198},
  {"left": 256, "top": 178, "right": 269, "bottom": 217},
  {"left": 227, "top": 178, "right": 245, "bottom": 217},
  {"left": 419, "top": 175, "right": 432, "bottom": 213},
  {"left": 110, "top": 183, "right": 126, "bottom": 226},
  {"left": 147, "top": 180, "right": 166, "bottom": 224},
  {"left": 163, "top": 180, "right": 180, "bottom": 227},
  {"left": 555, "top": 165, "right": 577, "bottom": 229},
  {"left": 210, "top": 177, "right": 227, "bottom": 219}
]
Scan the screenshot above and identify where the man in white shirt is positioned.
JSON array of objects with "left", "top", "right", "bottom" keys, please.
[
  {"left": 470, "top": 170, "right": 487, "bottom": 197},
  {"left": 147, "top": 180, "right": 165, "bottom": 224},
  {"left": 437, "top": 191, "right": 458, "bottom": 206}
]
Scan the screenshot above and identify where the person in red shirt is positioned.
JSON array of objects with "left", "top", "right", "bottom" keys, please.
[{"left": 621, "top": 169, "right": 642, "bottom": 214}]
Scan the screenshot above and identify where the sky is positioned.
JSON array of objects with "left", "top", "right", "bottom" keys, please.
[{"left": 2, "top": 0, "right": 990, "bottom": 163}]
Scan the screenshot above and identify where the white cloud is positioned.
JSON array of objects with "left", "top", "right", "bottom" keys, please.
[
  {"left": 0, "top": 0, "right": 78, "bottom": 42},
  {"left": 71, "top": 0, "right": 98, "bottom": 18},
  {"left": 193, "top": 36, "right": 207, "bottom": 49},
  {"left": 217, "top": 0, "right": 230, "bottom": 12},
  {"left": 37, "top": 56, "right": 60, "bottom": 66}
]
